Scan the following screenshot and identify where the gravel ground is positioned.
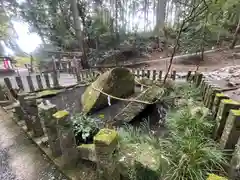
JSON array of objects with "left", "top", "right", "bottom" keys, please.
[{"left": 0, "top": 107, "right": 68, "bottom": 180}]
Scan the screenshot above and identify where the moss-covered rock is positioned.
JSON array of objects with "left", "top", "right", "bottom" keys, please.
[
  {"left": 81, "top": 68, "right": 135, "bottom": 114},
  {"left": 112, "top": 86, "right": 164, "bottom": 126}
]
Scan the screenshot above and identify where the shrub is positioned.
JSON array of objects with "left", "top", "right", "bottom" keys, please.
[{"left": 71, "top": 113, "right": 100, "bottom": 144}]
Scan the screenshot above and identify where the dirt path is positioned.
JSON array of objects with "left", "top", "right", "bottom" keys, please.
[{"left": 0, "top": 107, "right": 67, "bottom": 180}]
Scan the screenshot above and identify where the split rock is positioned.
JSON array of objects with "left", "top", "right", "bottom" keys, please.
[
  {"left": 112, "top": 86, "right": 164, "bottom": 126},
  {"left": 81, "top": 67, "right": 135, "bottom": 114}
]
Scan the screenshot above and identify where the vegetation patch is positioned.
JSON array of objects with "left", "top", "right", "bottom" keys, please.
[
  {"left": 117, "top": 82, "right": 228, "bottom": 180},
  {"left": 71, "top": 112, "right": 101, "bottom": 145}
]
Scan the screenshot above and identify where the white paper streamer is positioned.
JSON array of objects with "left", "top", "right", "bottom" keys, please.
[{"left": 107, "top": 95, "right": 111, "bottom": 106}]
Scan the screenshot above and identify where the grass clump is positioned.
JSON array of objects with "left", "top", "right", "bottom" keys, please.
[{"left": 118, "top": 82, "right": 228, "bottom": 180}]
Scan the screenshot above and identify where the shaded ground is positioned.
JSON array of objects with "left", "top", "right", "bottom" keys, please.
[{"left": 0, "top": 107, "right": 67, "bottom": 180}]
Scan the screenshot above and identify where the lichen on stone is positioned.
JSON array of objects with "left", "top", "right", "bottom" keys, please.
[
  {"left": 94, "top": 128, "right": 118, "bottom": 145},
  {"left": 221, "top": 99, "right": 240, "bottom": 105},
  {"left": 78, "top": 143, "right": 95, "bottom": 150},
  {"left": 216, "top": 93, "right": 228, "bottom": 97},
  {"left": 207, "top": 173, "right": 227, "bottom": 180},
  {"left": 36, "top": 89, "right": 61, "bottom": 98},
  {"left": 53, "top": 110, "right": 69, "bottom": 119},
  {"left": 231, "top": 109, "right": 240, "bottom": 116}
]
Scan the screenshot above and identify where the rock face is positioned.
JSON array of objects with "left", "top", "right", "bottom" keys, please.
[
  {"left": 81, "top": 67, "right": 135, "bottom": 114},
  {"left": 112, "top": 86, "right": 164, "bottom": 127}
]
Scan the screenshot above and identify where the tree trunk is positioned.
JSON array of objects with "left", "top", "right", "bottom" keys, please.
[
  {"left": 69, "top": 0, "right": 89, "bottom": 69},
  {"left": 230, "top": 17, "right": 240, "bottom": 49},
  {"left": 155, "top": 0, "right": 167, "bottom": 34}
]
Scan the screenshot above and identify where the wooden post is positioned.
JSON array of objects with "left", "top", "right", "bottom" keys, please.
[
  {"left": 15, "top": 76, "right": 24, "bottom": 91},
  {"left": 158, "top": 70, "right": 162, "bottom": 81},
  {"left": 4, "top": 77, "right": 12, "bottom": 89},
  {"left": 152, "top": 69, "right": 156, "bottom": 81},
  {"left": 51, "top": 72, "right": 59, "bottom": 88},
  {"left": 53, "top": 110, "right": 78, "bottom": 167},
  {"left": 146, "top": 69, "right": 150, "bottom": 79},
  {"left": 26, "top": 75, "right": 35, "bottom": 92},
  {"left": 36, "top": 75, "right": 43, "bottom": 90},
  {"left": 136, "top": 69, "right": 140, "bottom": 78},
  {"left": 94, "top": 129, "right": 120, "bottom": 180},
  {"left": 4, "top": 77, "right": 15, "bottom": 102},
  {"left": 141, "top": 69, "right": 145, "bottom": 79},
  {"left": 194, "top": 72, "right": 203, "bottom": 87},
  {"left": 44, "top": 73, "right": 51, "bottom": 88},
  {"left": 220, "top": 109, "right": 240, "bottom": 150},
  {"left": 186, "top": 71, "right": 191, "bottom": 81},
  {"left": 24, "top": 96, "right": 44, "bottom": 137},
  {"left": 39, "top": 101, "right": 62, "bottom": 157},
  {"left": 214, "top": 99, "right": 240, "bottom": 140},
  {"left": 171, "top": 70, "right": 176, "bottom": 80}
]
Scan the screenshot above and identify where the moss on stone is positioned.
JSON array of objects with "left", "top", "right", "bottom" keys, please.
[
  {"left": 231, "top": 109, "right": 240, "bottom": 116},
  {"left": 36, "top": 89, "right": 61, "bottom": 98},
  {"left": 221, "top": 99, "right": 240, "bottom": 105},
  {"left": 78, "top": 143, "right": 95, "bottom": 150},
  {"left": 216, "top": 93, "right": 228, "bottom": 97},
  {"left": 53, "top": 110, "right": 69, "bottom": 119},
  {"left": 94, "top": 128, "right": 118, "bottom": 146},
  {"left": 81, "top": 67, "right": 135, "bottom": 114},
  {"left": 207, "top": 174, "right": 227, "bottom": 180}
]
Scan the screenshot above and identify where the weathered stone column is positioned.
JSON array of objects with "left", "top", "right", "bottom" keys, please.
[
  {"left": 13, "top": 102, "right": 24, "bottom": 121},
  {"left": 229, "top": 137, "right": 240, "bottom": 180},
  {"left": 220, "top": 110, "right": 240, "bottom": 150},
  {"left": 24, "top": 96, "right": 44, "bottom": 137},
  {"left": 212, "top": 93, "right": 229, "bottom": 119},
  {"left": 53, "top": 110, "right": 78, "bottom": 167},
  {"left": 18, "top": 92, "right": 33, "bottom": 131},
  {"left": 206, "top": 86, "right": 222, "bottom": 110},
  {"left": 38, "top": 101, "right": 62, "bottom": 157},
  {"left": 94, "top": 128, "right": 120, "bottom": 180},
  {"left": 194, "top": 72, "right": 203, "bottom": 87},
  {"left": 213, "top": 99, "right": 240, "bottom": 140}
]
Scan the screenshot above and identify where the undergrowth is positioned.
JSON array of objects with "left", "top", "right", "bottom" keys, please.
[{"left": 118, "top": 82, "right": 228, "bottom": 180}]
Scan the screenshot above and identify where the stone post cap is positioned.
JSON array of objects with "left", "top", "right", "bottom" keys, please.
[
  {"left": 53, "top": 110, "right": 69, "bottom": 119},
  {"left": 231, "top": 109, "right": 240, "bottom": 116},
  {"left": 220, "top": 99, "right": 240, "bottom": 105},
  {"left": 94, "top": 128, "right": 118, "bottom": 146}
]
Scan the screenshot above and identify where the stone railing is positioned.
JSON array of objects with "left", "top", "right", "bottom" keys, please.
[{"left": 191, "top": 72, "right": 240, "bottom": 180}]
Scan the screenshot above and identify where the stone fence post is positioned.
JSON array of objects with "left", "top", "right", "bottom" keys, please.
[
  {"left": 212, "top": 93, "right": 229, "bottom": 119},
  {"left": 53, "top": 110, "right": 78, "bottom": 167},
  {"left": 229, "top": 137, "right": 240, "bottom": 180},
  {"left": 38, "top": 101, "right": 62, "bottom": 157},
  {"left": 94, "top": 128, "right": 120, "bottom": 180},
  {"left": 18, "top": 93, "right": 33, "bottom": 131},
  {"left": 24, "top": 96, "right": 44, "bottom": 137},
  {"left": 220, "top": 109, "right": 240, "bottom": 150},
  {"left": 213, "top": 99, "right": 240, "bottom": 140}
]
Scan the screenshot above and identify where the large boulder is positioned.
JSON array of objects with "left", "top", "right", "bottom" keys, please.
[{"left": 81, "top": 67, "right": 135, "bottom": 114}]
